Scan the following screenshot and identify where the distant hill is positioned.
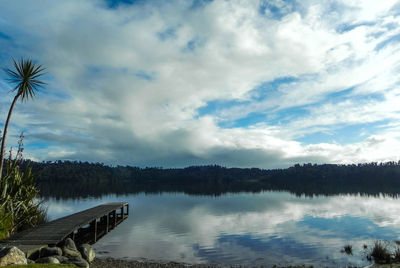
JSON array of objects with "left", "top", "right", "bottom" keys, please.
[{"left": 18, "top": 160, "right": 400, "bottom": 198}]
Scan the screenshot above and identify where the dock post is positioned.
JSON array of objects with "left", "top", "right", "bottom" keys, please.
[
  {"left": 119, "top": 207, "right": 123, "bottom": 221},
  {"left": 67, "top": 232, "right": 75, "bottom": 241},
  {"left": 90, "top": 219, "right": 97, "bottom": 243},
  {"left": 106, "top": 213, "right": 109, "bottom": 233},
  {"left": 94, "top": 219, "right": 97, "bottom": 243},
  {"left": 113, "top": 210, "right": 117, "bottom": 228}
]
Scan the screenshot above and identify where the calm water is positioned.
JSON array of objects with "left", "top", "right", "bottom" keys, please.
[{"left": 44, "top": 192, "right": 400, "bottom": 267}]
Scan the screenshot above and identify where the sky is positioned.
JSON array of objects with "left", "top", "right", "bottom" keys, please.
[{"left": 0, "top": 0, "right": 400, "bottom": 168}]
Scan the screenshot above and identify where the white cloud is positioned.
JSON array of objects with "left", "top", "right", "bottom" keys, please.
[{"left": 0, "top": 0, "right": 399, "bottom": 167}]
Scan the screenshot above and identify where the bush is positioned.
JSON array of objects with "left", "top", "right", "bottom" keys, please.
[{"left": 0, "top": 158, "right": 47, "bottom": 237}]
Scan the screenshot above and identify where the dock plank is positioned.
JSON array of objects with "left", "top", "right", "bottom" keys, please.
[{"left": 0, "top": 202, "right": 129, "bottom": 255}]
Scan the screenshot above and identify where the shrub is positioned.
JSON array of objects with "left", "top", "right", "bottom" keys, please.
[
  {"left": 369, "top": 240, "right": 392, "bottom": 264},
  {"left": 0, "top": 157, "right": 47, "bottom": 237}
]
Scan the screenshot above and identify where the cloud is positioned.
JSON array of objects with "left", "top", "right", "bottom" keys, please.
[{"left": 0, "top": 0, "right": 399, "bottom": 167}]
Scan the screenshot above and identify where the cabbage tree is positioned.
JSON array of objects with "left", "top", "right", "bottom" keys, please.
[{"left": 0, "top": 59, "right": 46, "bottom": 181}]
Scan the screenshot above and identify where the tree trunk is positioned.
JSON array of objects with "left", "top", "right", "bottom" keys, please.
[{"left": 0, "top": 94, "right": 20, "bottom": 182}]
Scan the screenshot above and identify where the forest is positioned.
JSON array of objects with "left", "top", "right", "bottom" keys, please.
[{"left": 20, "top": 160, "right": 400, "bottom": 198}]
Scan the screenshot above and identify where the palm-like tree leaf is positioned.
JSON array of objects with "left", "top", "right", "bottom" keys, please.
[{"left": 3, "top": 58, "right": 46, "bottom": 102}]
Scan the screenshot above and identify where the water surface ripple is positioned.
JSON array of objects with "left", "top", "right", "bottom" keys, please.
[{"left": 44, "top": 192, "right": 400, "bottom": 267}]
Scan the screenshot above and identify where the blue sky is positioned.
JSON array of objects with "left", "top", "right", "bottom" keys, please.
[{"left": 0, "top": 0, "right": 400, "bottom": 168}]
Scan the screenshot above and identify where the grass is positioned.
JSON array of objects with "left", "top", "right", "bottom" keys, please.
[
  {"left": 0, "top": 209, "right": 13, "bottom": 239},
  {"left": 340, "top": 244, "right": 353, "bottom": 255},
  {"left": 394, "top": 247, "right": 400, "bottom": 263},
  {"left": 9, "top": 265, "right": 77, "bottom": 268},
  {"left": 368, "top": 240, "right": 392, "bottom": 264}
]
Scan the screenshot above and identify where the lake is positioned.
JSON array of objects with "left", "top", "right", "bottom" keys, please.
[{"left": 44, "top": 191, "right": 400, "bottom": 267}]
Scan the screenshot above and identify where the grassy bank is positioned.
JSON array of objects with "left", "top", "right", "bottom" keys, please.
[{"left": 10, "top": 265, "right": 76, "bottom": 268}]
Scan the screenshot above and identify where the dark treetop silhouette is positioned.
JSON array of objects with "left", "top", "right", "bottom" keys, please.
[{"left": 19, "top": 160, "right": 400, "bottom": 198}]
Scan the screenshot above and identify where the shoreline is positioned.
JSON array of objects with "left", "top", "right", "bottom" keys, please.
[
  {"left": 91, "top": 257, "right": 232, "bottom": 268},
  {"left": 89, "top": 257, "right": 367, "bottom": 268}
]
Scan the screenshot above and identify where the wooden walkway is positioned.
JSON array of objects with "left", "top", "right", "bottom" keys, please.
[{"left": 0, "top": 202, "right": 129, "bottom": 257}]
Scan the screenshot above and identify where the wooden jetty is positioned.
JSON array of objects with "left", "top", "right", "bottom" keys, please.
[{"left": 0, "top": 202, "right": 129, "bottom": 258}]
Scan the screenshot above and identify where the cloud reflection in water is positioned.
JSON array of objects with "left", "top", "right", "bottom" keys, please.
[{"left": 44, "top": 192, "right": 400, "bottom": 266}]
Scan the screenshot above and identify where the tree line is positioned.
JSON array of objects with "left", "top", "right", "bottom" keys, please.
[{"left": 21, "top": 160, "right": 400, "bottom": 198}]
